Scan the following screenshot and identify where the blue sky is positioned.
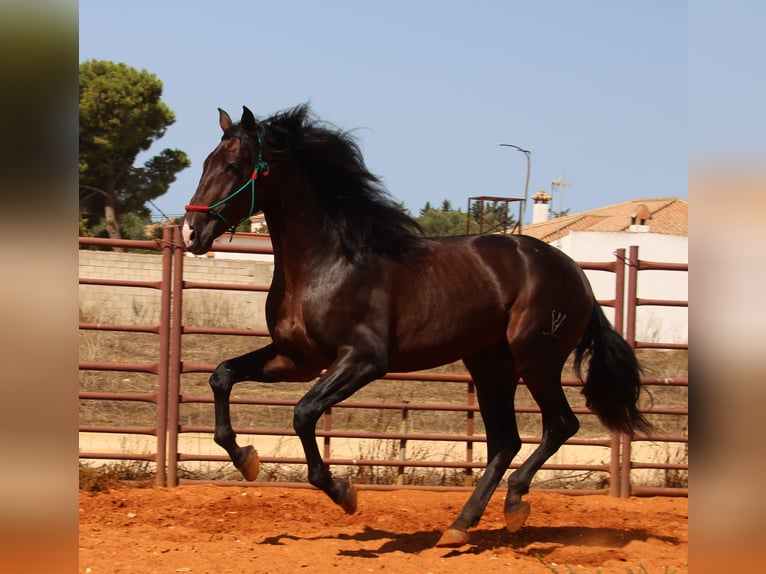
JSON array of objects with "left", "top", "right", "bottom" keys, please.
[
  {"left": 79, "top": 1, "right": 687, "bottom": 223},
  {"left": 688, "top": 0, "right": 766, "bottom": 167}
]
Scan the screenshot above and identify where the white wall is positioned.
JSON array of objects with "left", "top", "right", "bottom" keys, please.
[
  {"left": 552, "top": 231, "right": 688, "bottom": 344},
  {"left": 79, "top": 250, "right": 274, "bottom": 329},
  {"left": 209, "top": 233, "right": 274, "bottom": 261}
]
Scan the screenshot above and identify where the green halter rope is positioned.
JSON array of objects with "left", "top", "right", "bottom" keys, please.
[{"left": 184, "top": 134, "right": 270, "bottom": 239}]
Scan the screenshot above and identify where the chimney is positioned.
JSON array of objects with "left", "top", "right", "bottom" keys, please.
[
  {"left": 628, "top": 203, "right": 652, "bottom": 232},
  {"left": 531, "top": 190, "right": 552, "bottom": 224}
]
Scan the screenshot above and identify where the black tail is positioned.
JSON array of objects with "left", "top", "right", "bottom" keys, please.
[{"left": 574, "top": 301, "right": 652, "bottom": 435}]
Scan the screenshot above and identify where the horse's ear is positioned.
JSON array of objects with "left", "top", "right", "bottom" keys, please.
[
  {"left": 241, "top": 106, "right": 258, "bottom": 132},
  {"left": 218, "top": 108, "right": 233, "bottom": 132}
]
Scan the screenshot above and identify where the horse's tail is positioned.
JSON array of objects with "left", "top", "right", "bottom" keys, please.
[{"left": 573, "top": 300, "right": 652, "bottom": 435}]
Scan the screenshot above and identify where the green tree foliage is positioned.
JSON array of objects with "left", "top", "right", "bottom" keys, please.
[
  {"left": 550, "top": 207, "right": 571, "bottom": 219},
  {"left": 468, "top": 199, "right": 517, "bottom": 234},
  {"left": 79, "top": 60, "right": 190, "bottom": 240},
  {"left": 417, "top": 205, "right": 467, "bottom": 236},
  {"left": 414, "top": 198, "right": 519, "bottom": 237}
]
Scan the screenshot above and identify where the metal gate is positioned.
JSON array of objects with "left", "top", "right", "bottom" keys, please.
[{"left": 79, "top": 227, "right": 687, "bottom": 496}]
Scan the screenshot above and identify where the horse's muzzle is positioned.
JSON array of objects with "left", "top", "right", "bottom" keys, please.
[{"left": 180, "top": 214, "right": 219, "bottom": 255}]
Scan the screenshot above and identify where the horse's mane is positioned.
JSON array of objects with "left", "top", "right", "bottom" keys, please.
[{"left": 250, "top": 105, "right": 425, "bottom": 262}]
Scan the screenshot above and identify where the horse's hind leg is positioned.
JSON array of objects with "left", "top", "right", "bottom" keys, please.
[
  {"left": 503, "top": 363, "right": 579, "bottom": 532},
  {"left": 437, "top": 344, "right": 521, "bottom": 547}
]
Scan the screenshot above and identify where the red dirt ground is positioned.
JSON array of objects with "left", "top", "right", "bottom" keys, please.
[{"left": 79, "top": 485, "right": 687, "bottom": 573}]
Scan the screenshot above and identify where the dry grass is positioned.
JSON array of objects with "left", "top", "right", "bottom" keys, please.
[
  {"left": 80, "top": 328, "right": 687, "bottom": 436},
  {"left": 79, "top": 461, "right": 156, "bottom": 492}
]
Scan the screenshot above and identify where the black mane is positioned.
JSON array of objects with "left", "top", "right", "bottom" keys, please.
[{"left": 247, "top": 105, "right": 425, "bottom": 262}]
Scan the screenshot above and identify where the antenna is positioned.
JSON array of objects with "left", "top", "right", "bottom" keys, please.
[
  {"left": 551, "top": 170, "right": 570, "bottom": 245},
  {"left": 551, "top": 170, "right": 569, "bottom": 217}
]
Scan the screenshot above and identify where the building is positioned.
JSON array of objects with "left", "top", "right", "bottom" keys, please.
[{"left": 521, "top": 195, "right": 688, "bottom": 345}]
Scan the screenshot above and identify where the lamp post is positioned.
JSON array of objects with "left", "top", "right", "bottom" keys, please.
[{"left": 499, "top": 144, "right": 531, "bottom": 234}]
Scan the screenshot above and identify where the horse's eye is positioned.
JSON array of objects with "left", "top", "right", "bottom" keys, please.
[{"left": 226, "top": 163, "right": 239, "bottom": 174}]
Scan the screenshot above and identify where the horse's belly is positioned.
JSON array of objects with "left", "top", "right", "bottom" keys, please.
[{"left": 389, "top": 319, "right": 506, "bottom": 372}]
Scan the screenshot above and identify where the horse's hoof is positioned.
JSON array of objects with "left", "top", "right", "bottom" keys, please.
[
  {"left": 436, "top": 528, "right": 470, "bottom": 548},
  {"left": 337, "top": 482, "right": 357, "bottom": 514},
  {"left": 504, "top": 500, "right": 531, "bottom": 532},
  {"left": 236, "top": 446, "right": 260, "bottom": 481}
]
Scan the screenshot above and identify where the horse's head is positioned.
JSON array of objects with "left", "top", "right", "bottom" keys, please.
[{"left": 181, "top": 107, "right": 270, "bottom": 254}]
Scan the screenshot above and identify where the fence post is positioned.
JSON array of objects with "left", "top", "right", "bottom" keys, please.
[
  {"left": 625, "top": 246, "right": 639, "bottom": 351},
  {"left": 613, "top": 248, "right": 626, "bottom": 338},
  {"left": 465, "top": 381, "right": 475, "bottom": 487},
  {"left": 323, "top": 408, "right": 332, "bottom": 460},
  {"left": 397, "top": 401, "right": 409, "bottom": 485},
  {"left": 166, "top": 226, "right": 185, "bottom": 486},
  {"left": 608, "top": 249, "right": 626, "bottom": 497},
  {"left": 154, "top": 226, "right": 174, "bottom": 486},
  {"left": 619, "top": 245, "right": 640, "bottom": 498}
]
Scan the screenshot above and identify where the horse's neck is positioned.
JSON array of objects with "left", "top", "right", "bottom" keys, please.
[{"left": 265, "top": 206, "right": 341, "bottom": 292}]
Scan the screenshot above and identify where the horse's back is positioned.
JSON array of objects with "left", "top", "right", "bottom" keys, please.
[
  {"left": 436, "top": 233, "right": 592, "bottom": 303},
  {"left": 386, "top": 233, "right": 593, "bottom": 370}
]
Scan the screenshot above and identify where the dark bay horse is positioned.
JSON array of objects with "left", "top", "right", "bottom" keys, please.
[{"left": 181, "top": 105, "right": 650, "bottom": 547}]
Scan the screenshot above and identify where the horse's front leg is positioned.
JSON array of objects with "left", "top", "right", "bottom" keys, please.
[
  {"left": 209, "top": 343, "right": 319, "bottom": 480},
  {"left": 292, "top": 346, "right": 386, "bottom": 514}
]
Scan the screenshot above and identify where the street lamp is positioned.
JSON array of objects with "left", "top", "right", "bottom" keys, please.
[{"left": 499, "top": 144, "right": 531, "bottom": 234}]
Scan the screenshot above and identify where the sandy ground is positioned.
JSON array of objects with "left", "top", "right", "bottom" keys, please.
[{"left": 79, "top": 484, "right": 687, "bottom": 573}]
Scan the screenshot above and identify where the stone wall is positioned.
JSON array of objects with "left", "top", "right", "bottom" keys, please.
[{"left": 79, "top": 250, "right": 274, "bottom": 329}]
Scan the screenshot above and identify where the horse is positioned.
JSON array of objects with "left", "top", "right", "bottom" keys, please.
[{"left": 180, "top": 105, "right": 650, "bottom": 547}]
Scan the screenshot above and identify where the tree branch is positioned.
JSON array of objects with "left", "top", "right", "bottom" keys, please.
[{"left": 79, "top": 185, "right": 110, "bottom": 199}]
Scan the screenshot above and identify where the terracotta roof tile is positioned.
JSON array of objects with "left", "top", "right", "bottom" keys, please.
[{"left": 521, "top": 197, "right": 687, "bottom": 242}]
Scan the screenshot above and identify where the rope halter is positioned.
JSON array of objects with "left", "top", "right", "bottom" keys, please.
[{"left": 184, "top": 134, "right": 269, "bottom": 239}]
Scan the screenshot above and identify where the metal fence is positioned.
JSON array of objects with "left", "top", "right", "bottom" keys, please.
[{"left": 79, "top": 227, "right": 687, "bottom": 497}]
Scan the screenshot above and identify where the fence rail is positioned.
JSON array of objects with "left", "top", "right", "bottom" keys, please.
[{"left": 79, "top": 228, "right": 688, "bottom": 497}]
